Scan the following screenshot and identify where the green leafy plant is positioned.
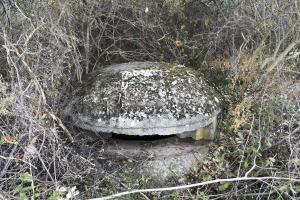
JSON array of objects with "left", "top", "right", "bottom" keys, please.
[{"left": 17, "top": 172, "right": 34, "bottom": 200}]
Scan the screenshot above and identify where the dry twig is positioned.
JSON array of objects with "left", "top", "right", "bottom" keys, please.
[{"left": 89, "top": 176, "right": 300, "bottom": 200}]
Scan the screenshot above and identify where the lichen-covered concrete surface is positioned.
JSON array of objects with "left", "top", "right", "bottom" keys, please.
[
  {"left": 64, "top": 62, "right": 220, "bottom": 135},
  {"left": 101, "top": 137, "right": 210, "bottom": 183}
]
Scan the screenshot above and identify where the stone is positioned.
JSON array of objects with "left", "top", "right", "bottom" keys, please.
[
  {"left": 64, "top": 62, "right": 221, "bottom": 139},
  {"left": 100, "top": 136, "right": 210, "bottom": 184}
]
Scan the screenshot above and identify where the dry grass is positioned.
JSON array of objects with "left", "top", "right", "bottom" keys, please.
[{"left": 0, "top": 0, "right": 299, "bottom": 199}]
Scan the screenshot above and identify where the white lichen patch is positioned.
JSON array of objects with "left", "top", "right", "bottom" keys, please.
[{"left": 121, "top": 69, "right": 163, "bottom": 78}]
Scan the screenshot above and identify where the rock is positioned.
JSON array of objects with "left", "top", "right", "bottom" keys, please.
[
  {"left": 64, "top": 62, "right": 221, "bottom": 139},
  {"left": 100, "top": 136, "right": 210, "bottom": 184}
]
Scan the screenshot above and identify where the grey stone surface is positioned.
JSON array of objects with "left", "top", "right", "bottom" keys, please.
[
  {"left": 64, "top": 62, "right": 220, "bottom": 136},
  {"left": 101, "top": 137, "right": 210, "bottom": 183}
]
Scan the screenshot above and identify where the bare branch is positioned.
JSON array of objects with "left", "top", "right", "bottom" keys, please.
[{"left": 89, "top": 176, "right": 300, "bottom": 200}]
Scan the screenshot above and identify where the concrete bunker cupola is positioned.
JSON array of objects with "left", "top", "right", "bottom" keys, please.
[
  {"left": 64, "top": 61, "right": 221, "bottom": 140},
  {"left": 64, "top": 61, "right": 222, "bottom": 182}
]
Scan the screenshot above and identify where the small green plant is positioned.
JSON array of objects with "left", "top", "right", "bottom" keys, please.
[
  {"left": 17, "top": 172, "right": 34, "bottom": 200},
  {"left": 48, "top": 191, "right": 61, "bottom": 200},
  {"left": 218, "top": 181, "right": 231, "bottom": 192}
]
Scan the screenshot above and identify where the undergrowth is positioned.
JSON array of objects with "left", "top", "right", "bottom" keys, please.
[{"left": 0, "top": 0, "right": 299, "bottom": 199}]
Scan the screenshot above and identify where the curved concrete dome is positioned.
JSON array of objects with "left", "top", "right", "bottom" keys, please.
[{"left": 64, "top": 62, "right": 221, "bottom": 136}]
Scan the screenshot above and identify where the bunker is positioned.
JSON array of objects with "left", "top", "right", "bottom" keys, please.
[{"left": 64, "top": 62, "right": 221, "bottom": 182}]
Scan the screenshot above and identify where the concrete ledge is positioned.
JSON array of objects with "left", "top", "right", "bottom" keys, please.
[{"left": 99, "top": 136, "right": 210, "bottom": 183}]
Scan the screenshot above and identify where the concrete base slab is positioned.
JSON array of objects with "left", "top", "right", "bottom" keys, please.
[{"left": 99, "top": 136, "right": 210, "bottom": 184}]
